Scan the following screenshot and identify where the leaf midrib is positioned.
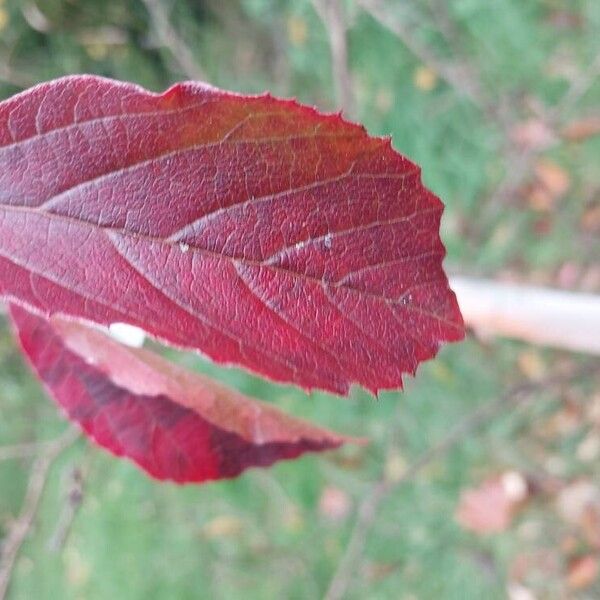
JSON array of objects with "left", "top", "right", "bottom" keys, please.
[{"left": 1, "top": 201, "right": 449, "bottom": 311}]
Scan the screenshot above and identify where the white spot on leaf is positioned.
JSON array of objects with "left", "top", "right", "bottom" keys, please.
[{"left": 109, "top": 323, "right": 146, "bottom": 348}]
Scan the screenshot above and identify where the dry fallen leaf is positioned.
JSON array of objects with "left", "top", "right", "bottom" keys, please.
[
  {"left": 319, "top": 486, "right": 352, "bottom": 522},
  {"left": 554, "top": 480, "right": 600, "bottom": 548},
  {"left": 545, "top": 9, "right": 583, "bottom": 30},
  {"left": 556, "top": 481, "right": 600, "bottom": 525},
  {"left": 581, "top": 201, "right": 600, "bottom": 234},
  {"left": 287, "top": 15, "right": 308, "bottom": 46},
  {"left": 534, "top": 159, "right": 570, "bottom": 202},
  {"left": 581, "top": 504, "right": 600, "bottom": 549},
  {"left": 567, "top": 554, "right": 599, "bottom": 590},
  {"left": 510, "top": 549, "right": 561, "bottom": 588},
  {"left": 526, "top": 185, "right": 555, "bottom": 212},
  {"left": 517, "top": 350, "right": 547, "bottom": 381},
  {"left": 562, "top": 116, "right": 600, "bottom": 142},
  {"left": 510, "top": 119, "right": 557, "bottom": 151},
  {"left": 456, "top": 472, "right": 528, "bottom": 534}
]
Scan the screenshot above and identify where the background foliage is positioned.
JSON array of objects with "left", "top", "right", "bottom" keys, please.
[{"left": 0, "top": 0, "right": 599, "bottom": 598}]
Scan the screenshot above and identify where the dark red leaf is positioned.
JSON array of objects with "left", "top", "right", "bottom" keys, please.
[
  {"left": 9, "top": 304, "right": 351, "bottom": 483},
  {"left": 0, "top": 75, "right": 463, "bottom": 394}
]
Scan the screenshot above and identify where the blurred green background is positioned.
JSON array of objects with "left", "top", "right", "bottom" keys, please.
[{"left": 0, "top": 0, "right": 599, "bottom": 598}]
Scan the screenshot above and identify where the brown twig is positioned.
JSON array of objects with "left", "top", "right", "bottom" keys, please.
[
  {"left": 312, "top": 0, "right": 354, "bottom": 116},
  {"left": 141, "top": 0, "right": 207, "bottom": 81},
  {"left": 47, "top": 465, "right": 85, "bottom": 552},
  {"left": 323, "top": 367, "right": 592, "bottom": 600},
  {"left": 0, "top": 427, "right": 79, "bottom": 600}
]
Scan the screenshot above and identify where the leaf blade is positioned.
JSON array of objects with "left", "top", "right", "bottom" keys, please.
[
  {"left": 9, "top": 304, "right": 351, "bottom": 483},
  {"left": 0, "top": 75, "right": 463, "bottom": 393}
]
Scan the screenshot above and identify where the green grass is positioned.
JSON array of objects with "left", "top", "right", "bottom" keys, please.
[{"left": 1, "top": 0, "right": 599, "bottom": 598}]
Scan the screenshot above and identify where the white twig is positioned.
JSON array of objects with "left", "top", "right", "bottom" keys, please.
[{"left": 451, "top": 277, "right": 600, "bottom": 356}]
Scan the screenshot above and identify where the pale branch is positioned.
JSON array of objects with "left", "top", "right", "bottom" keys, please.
[
  {"left": 312, "top": 0, "right": 355, "bottom": 116},
  {"left": 451, "top": 277, "right": 600, "bottom": 356},
  {"left": 0, "top": 438, "right": 72, "bottom": 462},
  {"left": 323, "top": 366, "right": 593, "bottom": 600},
  {"left": 141, "top": 0, "right": 207, "bottom": 82},
  {"left": 0, "top": 427, "right": 80, "bottom": 600},
  {"left": 20, "top": 1, "right": 52, "bottom": 33}
]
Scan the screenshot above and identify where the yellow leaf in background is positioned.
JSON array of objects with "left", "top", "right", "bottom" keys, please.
[
  {"left": 413, "top": 65, "right": 438, "bottom": 92},
  {"left": 555, "top": 481, "right": 599, "bottom": 524},
  {"left": 510, "top": 118, "right": 557, "bottom": 150},
  {"left": 384, "top": 448, "right": 407, "bottom": 483},
  {"left": 517, "top": 349, "right": 547, "bottom": 381},
  {"left": 85, "top": 43, "right": 108, "bottom": 61},
  {"left": 201, "top": 515, "right": 244, "bottom": 539},
  {"left": 527, "top": 186, "right": 554, "bottom": 212},
  {"left": 0, "top": 7, "right": 9, "bottom": 32},
  {"left": 64, "top": 547, "right": 92, "bottom": 588},
  {"left": 287, "top": 15, "right": 308, "bottom": 46},
  {"left": 430, "top": 360, "right": 455, "bottom": 385},
  {"left": 282, "top": 504, "right": 304, "bottom": 533}
]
